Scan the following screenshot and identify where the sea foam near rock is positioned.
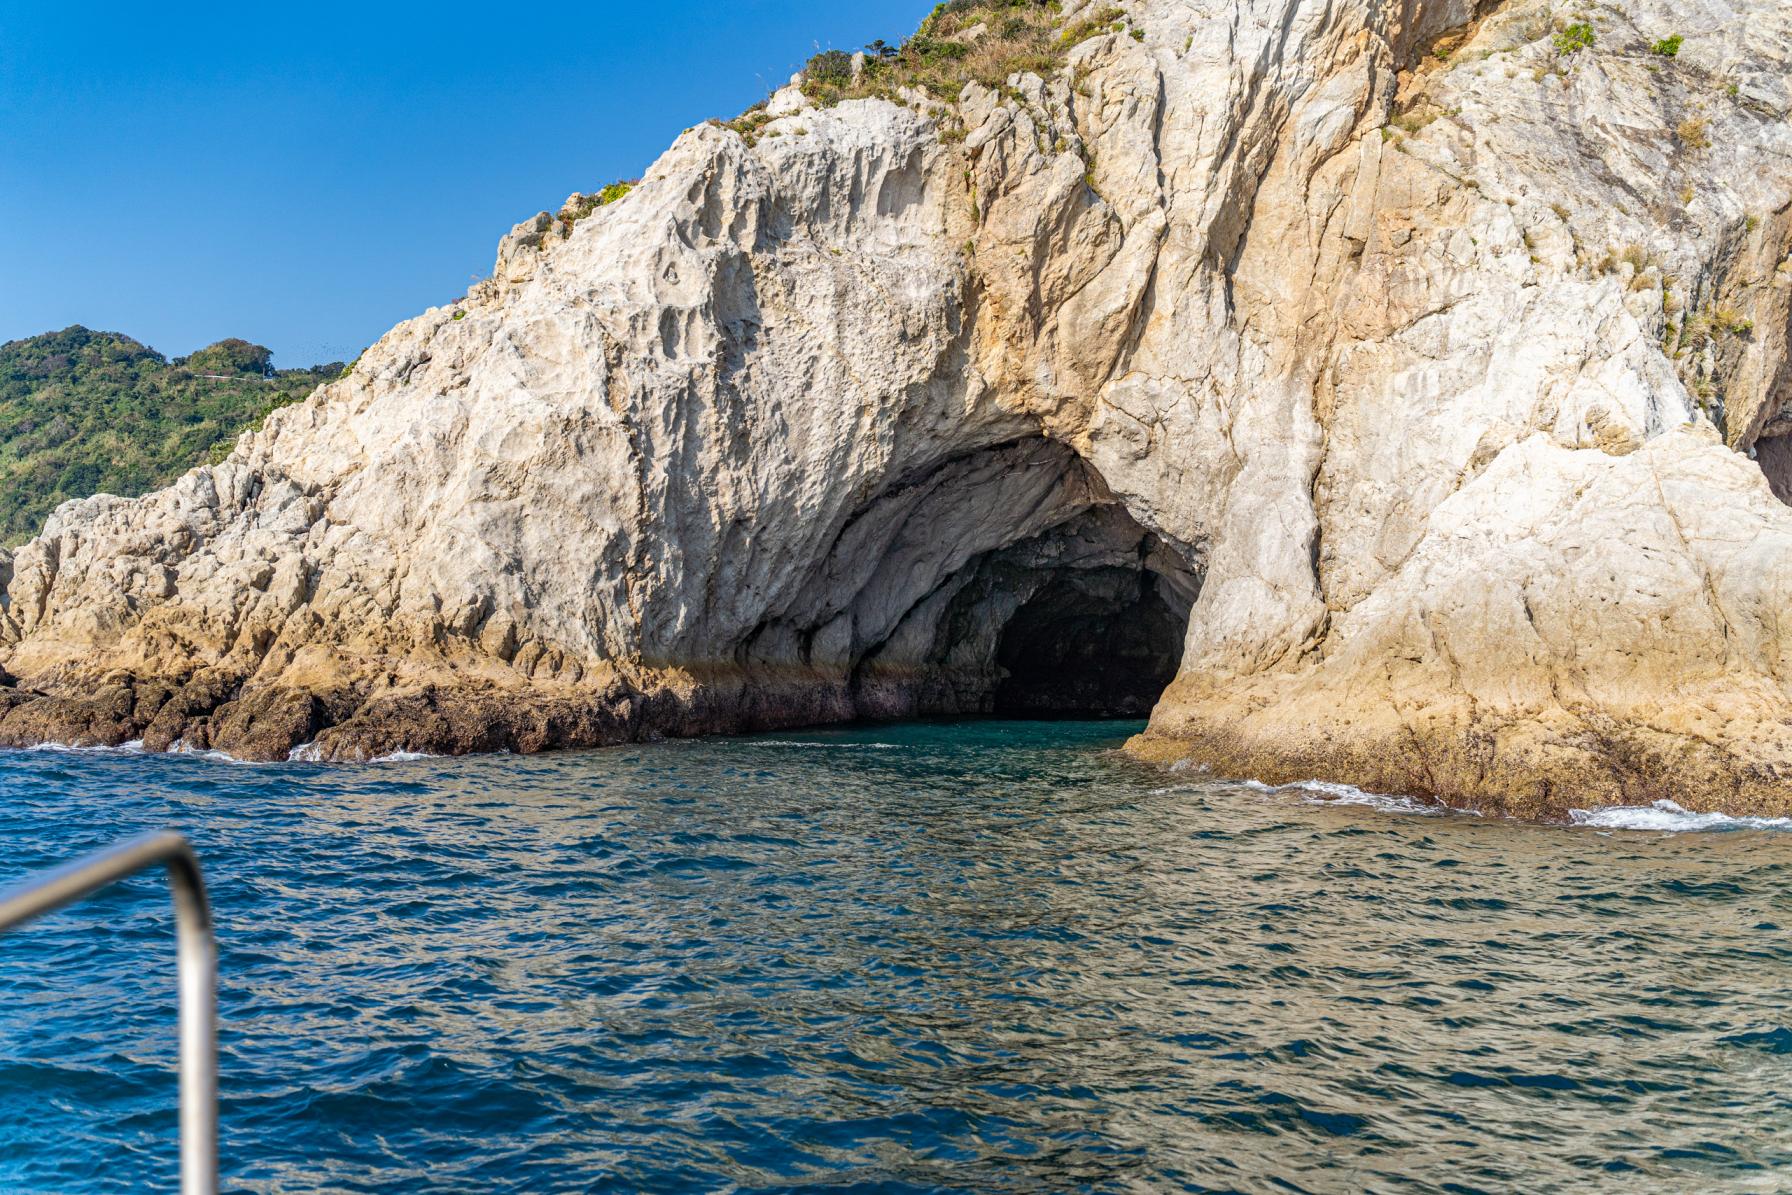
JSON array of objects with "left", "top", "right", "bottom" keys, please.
[
  {"left": 15, "top": 739, "right": 146, "bottom": 755},
  {"left": 1569, "top": 800, "right": 1792, "bottom": 834}
]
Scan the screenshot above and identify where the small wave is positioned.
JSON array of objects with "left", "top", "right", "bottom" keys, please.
[
  {"left": 1224, "top": 777, "right": 1456, "bottom": 816},
  {"left": 168, "top": 738, "right": 243, "bottom": 763},
  {"left": 289, "top": 743, "right": 452, "bottom": 763},
  {"left": 1569, "top": 800, "right": 1792, "bottom": 833},
  {"left": 752, "top": 740, "right": 900, "bottom": 750},
  {"left": 1279, "top": 779, "right": 1451, "bottom": 816},
  {"left": 1161, "top": 759, "right": 1455, "bottom": 817},
  {"left": 17, "top": 738, "right": 145, "bottom": 755}
]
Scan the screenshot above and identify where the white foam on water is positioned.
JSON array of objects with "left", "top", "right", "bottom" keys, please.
[
  {"left": 168, "top": 738, "right": 243, "bottom": 763},
  {"left": 1277, "top": 779, "right": 1454, "bottom": 816},
  {"left": 1154, "top": 775, "right": 1462, "bottom": 817},
  {"left": 753, "top": 740, "right": 900, "bottom": 750},
  {"left": 18, "top": 738, "right": 145, "bottom": 755},
  {"left": 290, "top": 743, "right": 511, "bottom": 763},
  {"left": 1569, "top": 799, "right": 1792, "bottom": 833}
]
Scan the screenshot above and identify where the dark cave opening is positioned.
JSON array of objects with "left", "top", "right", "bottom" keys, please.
[
  {"left": 992, "top": 569, "right": 1187, "bottom": 718},
  {"left": 842, "top": 458, "right": 1201, "bottom": 725},
  {"left": 1755, "top": 434, "right": 1792, "bottom": 506}
]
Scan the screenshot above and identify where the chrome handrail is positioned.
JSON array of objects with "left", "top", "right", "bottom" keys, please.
[{"left": 0, "top": 831, "right": 217, "bottom": 1194}]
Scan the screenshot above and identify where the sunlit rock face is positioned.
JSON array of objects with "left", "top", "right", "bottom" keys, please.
[{"left": 2, "top": 0, "right": 1791, "bottom": 816}]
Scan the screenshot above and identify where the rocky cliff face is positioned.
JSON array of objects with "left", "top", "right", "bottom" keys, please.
[{"left": 3, "top": 0, "right": 1790, "bottom": 817}]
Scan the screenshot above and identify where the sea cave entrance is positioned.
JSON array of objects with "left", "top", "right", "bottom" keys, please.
[
  {"left": 827, "top": 439, "right": 1200, "bottom": 725},
  {"left": 992, "top": 568, "right": 1187, "bottom": 718}
]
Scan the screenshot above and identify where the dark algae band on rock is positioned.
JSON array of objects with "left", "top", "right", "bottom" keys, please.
[{"left": 4, "top": 0, "right": 1792, "bottom": 818}]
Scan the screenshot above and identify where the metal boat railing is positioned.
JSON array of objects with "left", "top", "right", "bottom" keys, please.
[{"left": 0, "top": 831, "right": 217, "bottom": 1194}]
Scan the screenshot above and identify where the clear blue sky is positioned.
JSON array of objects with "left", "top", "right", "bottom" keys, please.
[{"left": 0, "top": 1, "right": 931, "bottom": 367}]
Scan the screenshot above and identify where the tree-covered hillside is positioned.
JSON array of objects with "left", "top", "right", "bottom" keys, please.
[{"left": 0, "top": 326, "right": 343, "bottom": 544}]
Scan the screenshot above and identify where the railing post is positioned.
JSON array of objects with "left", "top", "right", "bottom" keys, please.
[{"left": 0, "top": 831, "right": 218, "bottom": 1194}]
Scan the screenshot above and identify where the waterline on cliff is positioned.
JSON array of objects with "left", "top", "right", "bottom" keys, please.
[{"left": 13, "top": 732, "right": 1792, "bottom": 831}]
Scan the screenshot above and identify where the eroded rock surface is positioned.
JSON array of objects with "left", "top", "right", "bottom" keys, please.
[{"left": 4, "top": 0, "right": 1791, "bottom": 816}]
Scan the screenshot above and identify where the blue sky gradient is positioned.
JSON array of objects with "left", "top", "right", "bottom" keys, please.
[{"left": 0, "top": 1, "right": 931, "bottom": 365}]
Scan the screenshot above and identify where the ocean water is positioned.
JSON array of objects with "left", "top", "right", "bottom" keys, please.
[{"left": 0, "top": 721, "right": 1788, "bottom": 1193}]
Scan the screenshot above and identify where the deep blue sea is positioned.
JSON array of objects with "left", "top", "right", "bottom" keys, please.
[{"left": 0, "top": 720, "right": 1789, "bottom": 1193}]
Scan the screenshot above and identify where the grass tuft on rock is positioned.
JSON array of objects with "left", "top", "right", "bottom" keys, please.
[{"left": 556, "top": 181, "right": 638, "bottom": 235}]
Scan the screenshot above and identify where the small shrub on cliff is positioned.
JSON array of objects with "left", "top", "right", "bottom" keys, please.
[
  {"left": 805, "top": 49, "right": 855, "bottom": 86},
  {"left": 1676, "top": 116, "right": 1710, "bottom": 149},
  {"left": 1552, "top": 21, "right": 1595, "bottom": 56},
  {"left": 1651, "top": 35, "right": 1683, "bottom": 56},
  {"left": 720, "top": 100, "right": 773, "bottom": 144}
]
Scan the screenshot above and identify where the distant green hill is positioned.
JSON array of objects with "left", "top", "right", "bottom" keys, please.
[{"left": 0, "top": 326, "right": 343, "bottom": 544}]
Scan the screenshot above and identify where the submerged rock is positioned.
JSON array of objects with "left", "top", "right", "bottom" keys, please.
[{"left": 4, "top": 0, "right": 1792, "bottom": 816}]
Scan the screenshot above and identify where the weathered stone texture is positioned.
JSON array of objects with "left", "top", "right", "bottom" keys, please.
[{"left": 3, "top": 0, "right": 1791, "bottom": 815}]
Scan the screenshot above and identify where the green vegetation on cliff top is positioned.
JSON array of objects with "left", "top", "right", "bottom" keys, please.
[
  {"left": 0, "top": 326, "right": 342, "bottom": 545},
  {"left": 725, "top": 0, "right": 1134, "bottom": 140}
]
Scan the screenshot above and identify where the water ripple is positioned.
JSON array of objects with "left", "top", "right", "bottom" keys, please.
[{"left": 0, "top": 721, "right": 1788, "bottom": 1191}]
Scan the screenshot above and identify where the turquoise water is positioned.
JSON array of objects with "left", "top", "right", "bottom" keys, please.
[{"left": 0, "top": 720, "right": 1789, "bottom": 1192}]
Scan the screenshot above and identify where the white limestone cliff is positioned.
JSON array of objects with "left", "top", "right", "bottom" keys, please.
[{"left": 3, "top": 0, "right": 1791, "bottom": 817}]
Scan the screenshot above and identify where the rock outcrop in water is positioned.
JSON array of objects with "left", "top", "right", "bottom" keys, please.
[{"left": 3, "top": 0, "right": 1792, "bottom": 817}]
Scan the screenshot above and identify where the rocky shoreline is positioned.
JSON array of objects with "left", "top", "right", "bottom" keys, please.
[
  {"left": 5, "top": 0, "right": 1792, "bottom": 819},
  {"left": 0, "top": 658, "right": 1117, "bottom": 766}
]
